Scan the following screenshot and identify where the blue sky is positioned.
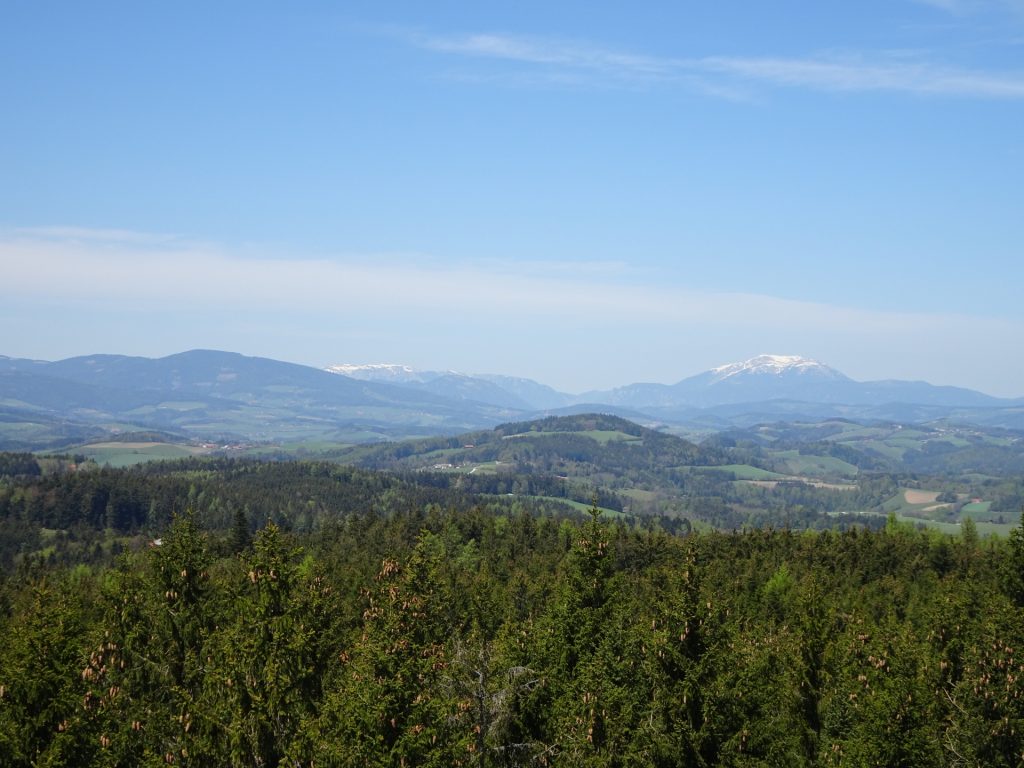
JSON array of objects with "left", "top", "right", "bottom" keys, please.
[{"left": 2, "top": 1, "right": 1022, "bottom": 395}]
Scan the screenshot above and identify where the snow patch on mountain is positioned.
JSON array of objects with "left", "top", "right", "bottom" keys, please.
[
  {"left": 708, "top": 355, "right": 846, "bottom": 383},
  {"left": 327, "top": 363, "right": 417, "bottom": 375},
  {"left": 325, "top": 363, "right": 447, "bottom": 384}
]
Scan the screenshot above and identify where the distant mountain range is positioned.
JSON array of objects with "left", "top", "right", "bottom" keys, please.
[
  {"left": 0, "top": 350, "right": 522, "bottom": 449},
  {"left": 328, "top": 364, "right": 569, "bottom": 411},
  {"left": 1, "top": 350, "right": 1022, "bottom": 449},
  {"left": 332, "top": 354, "right": 1019, "bottom": 411}
]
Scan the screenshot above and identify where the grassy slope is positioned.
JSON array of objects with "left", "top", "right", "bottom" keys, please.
[{"left": 73, "top": 442, "right": 210, "bottom": 468}]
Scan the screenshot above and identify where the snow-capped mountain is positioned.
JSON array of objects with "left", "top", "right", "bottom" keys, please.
[
  {"left": 707, "top": 354, "right": 849, "bottom": 383},
  {"left": 326, "top": 364, "right": 576, "bottom": 410},
  {"left": 328, "top": 355, "right": 1009, "bottom": 414},
  {"left": 577, "top": 355, "right": 847, "bottom": 408},
  {"left": 669, "top": 354, "right": 856, "bottom": 407},
  {"left": 324, "top": 363, "right": 447, "bottom": 384},
  {"left": 580, "top": 354, "right": 1003, "bottom": 411},
  {"left": 325, "top": 364, "right": 559, "bottom": 410}
]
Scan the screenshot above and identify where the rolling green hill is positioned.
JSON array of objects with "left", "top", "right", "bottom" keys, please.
[{"left": 723, "top": 419, "right": 1024, "bottom": 477}]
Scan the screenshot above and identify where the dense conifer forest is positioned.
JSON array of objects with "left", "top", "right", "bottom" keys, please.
[{"left": 2, "top": 452, "right": 1024, "bottom": 766}]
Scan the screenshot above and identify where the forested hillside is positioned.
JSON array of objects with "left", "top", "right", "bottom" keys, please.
[
  {"left": 0, "top": 455, "right": 595, "bottom": 573},
  {"left": 331, "top": 414, "right": 1024, "bottom": 532},
  {"left": 2, "top": 451, "right": 1024, "bottom": 766}
]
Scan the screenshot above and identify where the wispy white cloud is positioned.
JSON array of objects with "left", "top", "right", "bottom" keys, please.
[
  {"left": 911, "top": 0, "right": 969, "bottom": 11},
  {"left": 911, "top": 0, "right": 1024, "bottom": 15},
  {"left": 12, "top": 225, "right": 184, "bottom": 246},
  {"left": 425, "top": 34, "right": 677, "bottom": 79},
  {"left": 419, "top": 32, "right": 1024, "bottom": 99},
  {"left": 0, "top": 227, "right": 1008, "bottom": 335},
  {"left": 702, "top": 54, "right": 1024, "bottom": 97}
]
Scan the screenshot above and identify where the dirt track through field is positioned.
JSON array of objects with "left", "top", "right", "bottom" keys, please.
[{"left": 904, "top": 490, "right": 939, "bottom": 505}]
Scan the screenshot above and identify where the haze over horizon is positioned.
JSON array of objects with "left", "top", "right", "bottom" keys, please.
[{"left": 2, "top": 2, "right": 1022, "bottom": 396}]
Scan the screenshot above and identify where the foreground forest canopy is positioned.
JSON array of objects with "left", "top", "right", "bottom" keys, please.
[{"left": 2, "top": 452, "right": 1024, "bottom": 766}]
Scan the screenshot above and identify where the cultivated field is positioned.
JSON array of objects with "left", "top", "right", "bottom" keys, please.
[{"left": 74, "top": 442, "right": 212, "bottom": 468}]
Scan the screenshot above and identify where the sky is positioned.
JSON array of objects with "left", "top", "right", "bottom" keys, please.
[{"left": 2, "top": 0, "right": 1022, "bottom": 395}]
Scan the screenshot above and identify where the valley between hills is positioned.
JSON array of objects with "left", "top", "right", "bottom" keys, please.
[{"left": 3, "top": 350, "right": 1022, "bottom": 537}]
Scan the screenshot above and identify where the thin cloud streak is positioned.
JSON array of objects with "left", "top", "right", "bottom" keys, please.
[
  {"left": 912, "top": 0, "right": 969, "bottom": 11},
  {"left": 704, "top": 55, "right": 1024, "bottom": 97},
  {"left": 421, "top": 32, "right": 1024, "bottom": 99},
  {"left": 0, "top": 228, "right": 1009, "bottom": 338},
  {"left": 426, "top": 34, "right": 676, "bottom": 78},
  {"left": 13, "top": 226, "right": 184, "bottom": 246},
  {"left": 911, "top": 0, "right": 1024, "bottom": 15}
]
